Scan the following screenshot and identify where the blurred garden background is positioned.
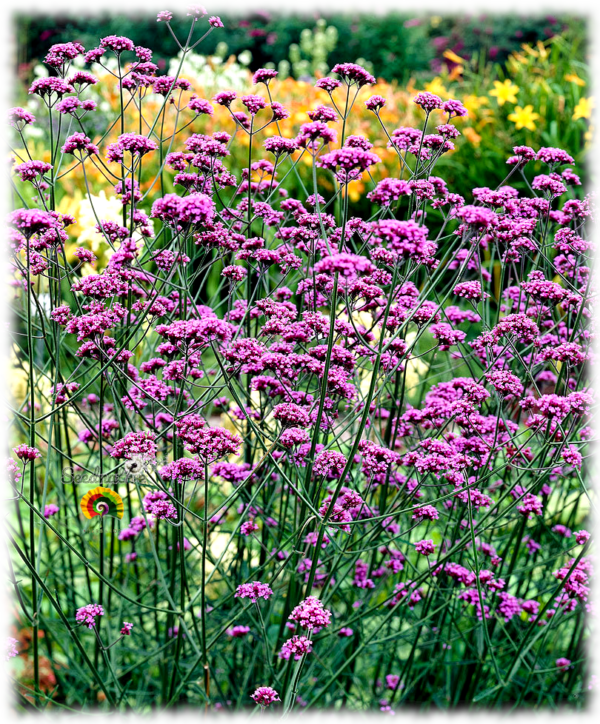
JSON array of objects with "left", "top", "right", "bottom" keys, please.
[{"left": 12, "top": 11, "right": 592, "bottom": 212}]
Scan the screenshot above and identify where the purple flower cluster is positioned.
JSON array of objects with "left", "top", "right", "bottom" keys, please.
[
  {"left": 331, "top": 63, "right": 376, "bottom": 86},
  {"left": 288, "top": 596, "right": 332, "bottom": 629},
  {"left": 235, "top": 582, "right": 273, "bottom": 602},
  {"left": 279, "top": 635, "right": 313, "bottom": 660},
  {"left": 62, "top": 133, "right": 99, "bottom": 156},
  {"left": 76, "top": 603, "right": 105, "bottom": 629},
  {"left": 106, "top": 133, "right": 158, "bottom": 163},
  {"left": 151, "top": 192, "right": 215, "bottom": 229},
  {"left": 251, "top": 686, "right": 280, "bottom": 707}
]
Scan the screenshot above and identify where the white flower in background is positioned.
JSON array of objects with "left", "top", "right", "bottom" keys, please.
[{"left": 168, "top": 48, "right": 251, "bottom": 92}]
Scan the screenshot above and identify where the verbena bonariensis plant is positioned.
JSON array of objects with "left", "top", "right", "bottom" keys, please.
[{"left": 6, "top": 8, "right": 595, "bottom": 713}]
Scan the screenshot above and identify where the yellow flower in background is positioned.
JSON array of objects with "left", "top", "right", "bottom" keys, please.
[
  {"left": 424, "top": 77, "right": 447, "bottom": 98},
  {"left": 565, "top": 72, "right": 586, "bottom": 87},
  {"left": 462, "top": 94, "right": 489, "bottom": 116},
  {"left": 443, "top": 49, "right": 465, "bottom": 65},
  {"left": 56, "top": 191, "right": 82, "bottom": 223},
  {"left": 508, "top": 105, "right": 540, "bottom": 131},
  {"left": 12, "top": 145, "right": 52, "bottom": 166},
  {"left": 521, "top": 43, "right": 538, "bottom": 57},
  {"left": 448, "top": 64, "right": 463, "bottom": 82},
  {"left": 506, "top": 53, "right": 528, "bottom": 76},
  {"left": 573, "top": 97, "right": 594, "bottom": 121},
  {"left": 348, "top": 180, "right": 365, "bottom": 203},
  {"left": 489, "top": 79, "right": 520, "bottom": 106},
  {"left": 536, "top": 40, "right": 549, "bottom": 60},
  {"left": 292, "top": 111, "right": 309, "bottom": 124}
]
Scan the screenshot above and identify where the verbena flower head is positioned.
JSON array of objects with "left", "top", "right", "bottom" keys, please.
[
  {"left": 365, "top": 95, "right": 386, "bottom": 111},
  {"left": 240, "top": 520, "right": 259, "bottom": 536},
  {"left": 313, "top": 450, "right": 347, "bottom": 479},
  {"left": 213, "top": 90, "right": 237, "bottom": 107},
  {"left": 76, "top": 603, "right": 105, "bottom": 629},
  {"left": 13, "top": 160, "right": 52, "bottom": 183},
  {"left": 453, "top": 281, "right": 488, "bottom": 301},
  {"left": 442, "top": 99, "right": 468, "bottom": 117},
  {"left": 8, "top": 107, "right": 36, "bottom": 127},
  {"left": 315, "top": 77, "right": 342, "bottom": 92},
  {"left": 414, "top": 539, "right": 435, "bottom": 555},
  {"left": 44, "top": 504, "right": 59, "bottom": 519},
  {"left": 296, "top": 121, "right": 338, "bottom": 148},
  {"left": 279, "top": 635, "right": 313, "bottom": 660},
  {"left": 227, "top": 625, "right": 250, "bottom": 637},
  {"left": 44, "top": 42, "right": 85, "bottom": 70},
  {"left": 235, "top": 582, "right": 273, "bottom": 602},
  {"left": 99, "top": 35, "right": 135, "bottom": 54},
  {"left": 536, "top": 147, "right": 575, "bottom": 166},
  {"left": 253, "top": 68, "right": 278, "bottom": 85},
  {"left": 61, "top": 133, "right": 99, "bottom": 156},
  {"left": 273, "top": 402, "right": 310, "bottom": 428},
  {"left": 5, "top": 638, "right": 19, "bottom": 661},
  {"left": 159, "top": 457, "right": 203, "bottom": 483},
  {"left": 413, "top": 91, "right": 443, "bottom": 112},
  {"left": 307, "top": 105, "right": 337, "bottom": 123},
  {"left": 331, "top": 63, "right": 376, "bottom": 86},
  {"left": 152, "top": 76, "right": 192, "bottom": 96},
  {"left": 241, "top": 94, "right": 267, "bottom": 116},
  {"left": 29, "top": 77, "right": 74, "bottom": 99},
  {"left": 187, "top": 6, "right": 207, "bottom": 18},
  {"left": 288, "top": 596, "right": 332, "bottom": 629},
  {"left": 507, "top": 145, "right": 536, "bottom": 165},
  {"left": 181, "top": 426, "right": 241, "bottom": 461},
  {"left": 143, "top": 491, "right": 178, "bottom": 521},
  {"left": 318, "top": 146, "right": 380, "bottom": 184},
  {"left": 106, "top": 133, "right": 158, "bottom": 163},
  {"left": 151, "top": 192, "right": 215, "bottom": 229},
  {"left": 188, "top": 96, "right": 213, "bottom": 115},
  {"left": 264, "top": 136, "right": 298, "bottom": 156},
  {"left": 13, "top": 444, "right": 42, "bottom": 462},
  {"left": 251, "top": 686, "right": 280, "bottom": 707},
  {"left": 110, "top": 431, "right": 157, "bottom": 460}
]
